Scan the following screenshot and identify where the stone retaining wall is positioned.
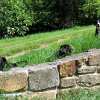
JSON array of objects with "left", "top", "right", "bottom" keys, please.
[{"left": 0, "top": 49, "right": 100, "bottom": 100}]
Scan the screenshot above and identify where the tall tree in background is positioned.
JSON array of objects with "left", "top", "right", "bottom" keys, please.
[
  {"left": 30, "top": 0, "right": 79, "bottom": 31},
  {"left": 54, "top": 0, "right": 74, "bottom": 27},
  {"left": 46, "top": 0, "right": 79, "bottom": 27}
]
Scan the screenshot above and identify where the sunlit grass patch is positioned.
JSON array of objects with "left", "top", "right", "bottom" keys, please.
[{"left": 57, "top": 89, "right": 100, "bottom": 100}]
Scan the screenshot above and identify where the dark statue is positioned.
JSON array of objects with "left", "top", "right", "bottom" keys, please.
[
  {"left": 0, "top": 57, "right": 18, "bottom": 71},
  {"left": 0, "top": 57, "right": 7, "bottom": 71},
  {"left": 95, "top": 20, "right": 100, "bottom": 36}
]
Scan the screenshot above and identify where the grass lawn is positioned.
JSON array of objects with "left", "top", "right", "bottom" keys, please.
[
  {"left": 0, "top": 25, "right": 100, "bottom": 67},
  {"left": 57, "top": 89, "right": 100, "bottom": 100},
  {"left": 0, "top": 25, "right": 95, "bottom": 56}
]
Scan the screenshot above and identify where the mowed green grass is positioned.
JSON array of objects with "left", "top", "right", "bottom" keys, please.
[
  {"left": 0, "top": 25, "right": 100, "bottom": 67},
  {"left": 0, "top": 25, "right": 95, "bottom": 56}
]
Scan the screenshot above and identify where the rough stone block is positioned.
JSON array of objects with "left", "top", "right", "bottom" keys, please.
[
  {"left": 28, "top": 63, "right": 59, "bottom": 91},
  {"left": 0, "top": 70, "right": 28, "bottom": 92},
  {"left": 88, "top": 53, "right": 100, "bottom": 66},
  {"left": 77, "top": 65, "right": 96, "bottom": 74},
  {"left": 78, "top": 74, "right": 100, "bottom": 87},
  {"left": 61, "top": 76, "right": 78, "bottom": 88},
  {"left": 58, "top": 60, "right": 76, "bottom": 78}
]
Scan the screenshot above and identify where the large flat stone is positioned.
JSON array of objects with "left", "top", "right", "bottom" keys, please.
[
  {"left": 61, "top": 76, "right": 78, "bottom": 88},
  {"left": 0, "top": 70, "right": 28, "bottom": 92},
  {"left": 78, "top": 74, "right": 100, "bottom": 87},
  {"left": 28, "top": 63, "right": 59, "bottom": 91}
]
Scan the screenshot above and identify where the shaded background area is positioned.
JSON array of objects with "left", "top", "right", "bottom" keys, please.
[{"left": 0, "top": 0, "right": 100, "bottom": 37}]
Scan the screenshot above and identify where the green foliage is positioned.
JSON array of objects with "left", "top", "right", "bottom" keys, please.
[
  {"left": 0, "top": 0, "right": 100, "bottom": 37},
  {"left": 0, "top": 0, "right": 92, "bottom": 36},
  {"left": 32, "top": 0, "right": 54, "bottom": 24},
  {"left": 0, "top": 0, "right": 32, "bottom": 37},
  {"left": 80, "top": 0, "right": 100, "bottom": 24},
  {"left": 30, "top": 0, "right": 78, "bottom": 30},
  {"left": 57, "top": 89, "right": 100, "bottom": 100},
  {"left": 0, "top": 95, "right": 45, "bottom": 100}
]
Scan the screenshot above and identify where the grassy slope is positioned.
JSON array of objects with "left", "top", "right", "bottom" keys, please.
[
  {"left": 1, "top": 25, "right": 100, "bottom": 67},
  {"left": 0, "top": 25, "right": 95, "bottom": 56}
]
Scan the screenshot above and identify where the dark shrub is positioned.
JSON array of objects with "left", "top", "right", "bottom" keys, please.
[{"left": 57, "top": 44, "right": 73, "bottom": 58}]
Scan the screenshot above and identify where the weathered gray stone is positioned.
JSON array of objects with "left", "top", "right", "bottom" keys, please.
[
  {"left": 28, "top": 63, "right": 59, "bottom": 91},
  {"left": 78, "top": 74, "right": 100, "bottom": 87},
  {"left": 1, "top": 89, "right": 57, "bottom": 100},
  {"left": 88, "top": 51, "right": 100, "bottom": 66},
  {"left": 0, "top": 70, "right": 28, "bottom": 92},
  {"left": 61, "top": 76, "right": 78, "bottom": 88},
  {"left": 77, "top": 65, "right": 96, "bottom": 74}
]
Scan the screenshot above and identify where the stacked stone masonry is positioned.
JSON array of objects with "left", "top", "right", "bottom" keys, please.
[{"left": 0, "top": 49, "right": 100, "bottom": 99}]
